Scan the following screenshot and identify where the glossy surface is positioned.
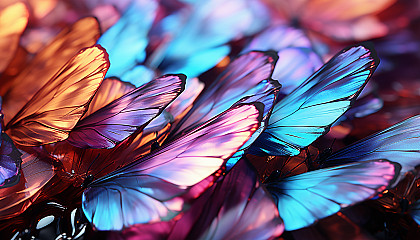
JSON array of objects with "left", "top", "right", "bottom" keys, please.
[
  {"left": 266, "top": 160, "right": 400, "bottom": 230},
  {"left": 67, "top": 74, "right": 185, "bottom": 148},
  {"left": 82, "top": 103, "right": 263, "bottom": 230},
  {"left": 250, "top": 44, "right": 379, "bottom": 156}
]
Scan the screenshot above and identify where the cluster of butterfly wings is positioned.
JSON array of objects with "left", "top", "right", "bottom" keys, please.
[{"left": 0, "top": 2, "right": 420, "bottom": 240}]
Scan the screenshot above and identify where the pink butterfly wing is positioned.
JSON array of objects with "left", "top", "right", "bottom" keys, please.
[
  {"left": 82, "top": 103, "right": 263, "bottom": 230},
  {"left": 173, "top": 51, "right": 277, "bottom": 135}
]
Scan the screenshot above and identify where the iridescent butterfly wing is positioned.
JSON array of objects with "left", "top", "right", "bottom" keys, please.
[
  {"left": 67, "top": 74, "right": 185, "bottom": 148},
  {"left": 0, "top": 133, "right": 22, "bottom": 188},
  {"left": 1, "top": 17, "right": 101, "bottom": 125},
  {"left": 98, "top": 0, "right": 157, "bottom": 78},
  {"left": 109, "top": 158, "right": 284, "bottom": 240},
  {"left": 0, "top": 152, "right": 54, "bottom": 220},
  {"left": 173, "top": 51, "right": 277, "bottom": 136},
  {"left": 266, "top": 160, "right": 400, "bottom": 231},
  {"left": 321, "top": 115, "right": 420, "bottom": 180},
  {"left": 82, "top": 103, "right": 263, "bottom": 230},
  {"left": 5, "top": 45, "right": 109, "bottom": 147},
  {"left": 154, "top": 0, "right": 269, "bottom": 78},
  {"left": 249, "top": 43, "right": 379, "bottom": 156},
  {"left": 173, "top": 158, "right": 284, "bottom": 240},
  {"left": 243, "top": 24, "right": 323, "bottom": 95}
]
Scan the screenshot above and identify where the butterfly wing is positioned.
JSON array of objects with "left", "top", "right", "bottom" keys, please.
[
  {"left": 67, "top": 74, "right": 185, "bottom": 148},
  {"left": 226, "top": 80, "right": 279, "bottom": 169},
  {"left": 82, "top": 103, "right": 263, "bottom": 230},
  {"left": 0, "top": 2, "right": 28, "bottom": 73},
  {"left": 1, "top": 17, "right": 101, "bottom": 125},
  {"left": 322, "top": 115, "right": 420, "bottom": 177},
  {"left": 266, "top": 160, "right": 400, "bottom": 231},
  {"left": 0, "top": 152, "right": 54, "bottom": 220},
  {"left": 98, "top": 0, "right": 157, "bottom": 78},
  {"left": 0, "top": 133, "right": 22, "bottom": 188},
  {"left": 166, "top": 77, "right": 204, "bottom": 123},
  {"left": 83, "top": 77, "right": 136, "bottom": 118},
  {"left": 154, "top": 0, "right": 269, "bottom": 78},
  {"left": 5, "top": 45, "right": 109, "bottom": 147},
  {"left": 182, "top": 159, "right": 284, "bottom": 240},
  {"left": 250, "top": 43, "right": 379, "bottom": 156},
  {"left": 173, "top": 51, "right": 277, "bottom": 135}
]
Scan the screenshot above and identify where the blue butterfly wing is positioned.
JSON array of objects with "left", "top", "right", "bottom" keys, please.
[
  {"left": 155, "top": 0, "right": 269, "bottom": 78},
  {"left": 249, "top": 43, "right": 379, "bottom": 156},
  {"left": 226, "top": 80, "right": 279, "bottom": 169},
  {"left": 82, "top": 103, "right": 263, "bottom": 230},
  {"left": 265, "top": 160, "right": 400, "bottom": 231},
  {"left": 98, "top": 1, "right": 157, "bottom": 78},
  {"left": 322, "top": 115, "right": 420, "bottom": 177}
]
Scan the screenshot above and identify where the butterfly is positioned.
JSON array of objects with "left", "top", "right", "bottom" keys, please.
[
  {"left": 249, "top": 43, "right": 380, "bottom": 156},
  {"left": 320, "top": 114, "right": 420, "bottom": 182},
  {"left": 59, "top": 102, "right": 263, "bottom": 230},
  {"left": 0, "top": 2, "right": 28, "bottom": 73},
  {"left": 264, "top": 159, "right": 400, "bottom": 231},
  {"left": 110, "top": 158, "right": 284, "bottom": 240}
]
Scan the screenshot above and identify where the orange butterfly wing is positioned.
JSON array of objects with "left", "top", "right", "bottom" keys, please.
[
  {"left": 1, "top": 17, "right": 101, "bottom": 124},
  {"left": 6, "top": 45, "right": 109, "bottom": 147}
]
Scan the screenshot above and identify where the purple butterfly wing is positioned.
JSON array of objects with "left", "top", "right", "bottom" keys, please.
[
  {"left": 109, "top": 159, "right": 284, "bottom": 240},
  {"left": 172, "top": 158, "right": 284, "bottom": 240},
  {"left": 266, "top": 160, "right": 400, "bottom": 231},
  {"left": 82, "top": 103, "right": 263, "bottom": 230},
  {"left": 0, "top": 133, "right": 22, "bottom": 188},
  {"left": 173, "top": 51, "right": 277, "bottom": 136},
  {"left": 67, "top": 74, "right": 185, "bottom": 148}
]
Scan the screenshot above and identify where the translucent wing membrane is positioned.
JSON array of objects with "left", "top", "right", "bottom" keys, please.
[
  {"left": 322, "top": 115, "right": 420, "bottom": 177},
  {"left": 114, "top": 159, "right": 284, "bottom": 239},
  {"left": 266, "top": 160, "right": 400, "bottom": 230},
  {"left": 250, "top": 43, "right": 379, "bottom": 156},
  {"left": 82, "top": 103, "right": 263, "bottom": 230},
  {"left": 0, "top": 133, "right": 22, "bottom": 188},
  {"left": 173, "top": 51, "right": 277, "bottom": 135},
  {"left": 0, "top": 153, "right": 54, "bottom": 220},
  {"left": 6, "top": 45, "right": 109, "bottom": 146},
  {"left": 1, "top": 17, "right": 101, "bottom": 125},
  {"left": 67, "top": 74, "right": 185, "bottom": 148}
]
